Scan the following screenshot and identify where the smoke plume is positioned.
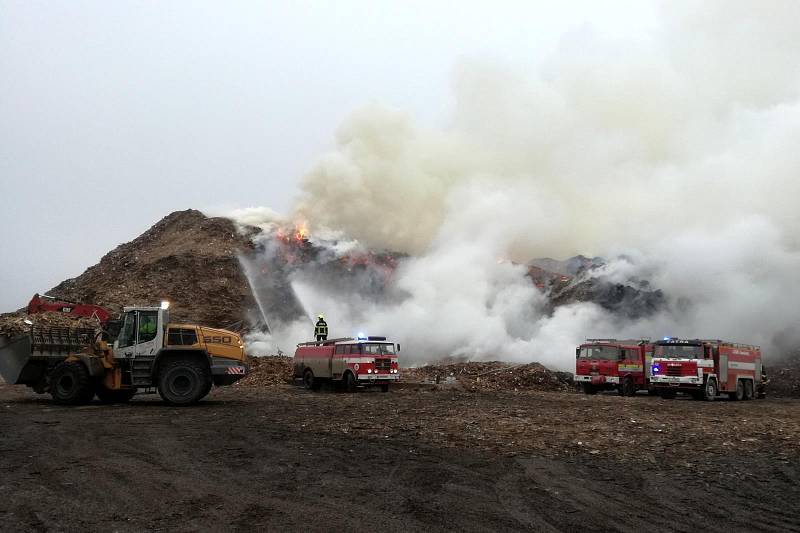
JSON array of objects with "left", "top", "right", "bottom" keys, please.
[{"left": 233, "top": 2, "right": 800, "bottom": 368}]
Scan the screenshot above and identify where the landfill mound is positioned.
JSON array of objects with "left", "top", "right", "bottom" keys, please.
[
  {"left": 529, "top": 255, "right": 604, "bottom": 276},
  {"left": 7, "top": 209, "right": 670, "bottom": 336},
  {"left": 403, "top": 360, "right": 574, "bottom": 392},
  {"left": 45, "top": 210, "right": 257, "bottom": 328},
  {"left": 236, "top": 356, "right": 295, "bottom": 387},
  {"left": 550, "top": 276, "right": 665, "bottom": 318}
]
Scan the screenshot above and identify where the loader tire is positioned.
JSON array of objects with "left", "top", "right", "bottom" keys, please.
[
  {"left": 49, "top": 361, "right": 95, "bottom": 405},
  {"left": 157, "top": 358, "right": 210, "bottom": 405},
  {"left": 96, "top": 387, "right": 136, "bottom": 404}
]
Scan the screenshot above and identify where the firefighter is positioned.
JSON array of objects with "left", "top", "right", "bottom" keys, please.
[
  {"left": 314, "top": 314, "right": 328, "bottom": 342},
  {"left": 758, "top": 365, "right": 769, "bottom": 398}
]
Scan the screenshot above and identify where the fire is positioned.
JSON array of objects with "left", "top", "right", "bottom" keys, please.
[{"left": 294, "top": 223, "right": 309, "bottom": 242}]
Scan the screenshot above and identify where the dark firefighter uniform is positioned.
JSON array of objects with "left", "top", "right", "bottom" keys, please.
[{"left": 315, "top": 315, "right": 328, "bottom": 342}]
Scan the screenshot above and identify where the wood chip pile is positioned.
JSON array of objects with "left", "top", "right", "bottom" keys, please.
[
  {"left": 235, "top": 356, "right": 294, "bottom": 387},
  {"left": 0, "top": 312, "right": 101, "bottom": 337},
  {"left": 403, "top": 361, "right": 574, "bottom": 392}
]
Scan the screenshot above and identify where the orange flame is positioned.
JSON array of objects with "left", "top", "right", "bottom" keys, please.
[{"left": 294, "top": 222, "right": 309, "bottom": 241}]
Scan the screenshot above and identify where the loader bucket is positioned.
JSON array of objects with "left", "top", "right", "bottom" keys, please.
[{"left": 0, "top": 333, "right": 33, "bottom": 385}]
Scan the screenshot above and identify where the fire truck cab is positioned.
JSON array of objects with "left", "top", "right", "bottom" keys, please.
[
  {"left": 293, "top": 335, "right": 400, "bottom": 392},
  {"left": 574, "top": 338, "right": 653, "bottom": 396},
  {"left": 650, "top": 338, "right": 762, "bottom": 401}
]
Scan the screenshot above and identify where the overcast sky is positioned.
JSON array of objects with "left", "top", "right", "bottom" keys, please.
[{"left": 0, "top": 0, "right": 657, "bottom": 311}]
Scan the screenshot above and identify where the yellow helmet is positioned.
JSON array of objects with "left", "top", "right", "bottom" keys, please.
[{"left": 318, "top": 314, "right": 324, "bottom": 319}]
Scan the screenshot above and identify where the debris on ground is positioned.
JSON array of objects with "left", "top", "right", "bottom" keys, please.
[
  {"left": 235, "top": 356, "right": 294, "bottom": 387},
  {"left": 402, "top": 361, "right": 573, "bottom": 392},
  {"left": 769, "top": 350, "right": 800, "bottom": 398}
]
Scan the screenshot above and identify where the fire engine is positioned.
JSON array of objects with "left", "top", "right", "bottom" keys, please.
[
  {"left": 574, "top": 338, "right": 653, "bottom": 395},
  {"left": 293, "top": 335, "right": 400, "bottom": 392},
  {"left": 650, "top": 338, "right": 763, "bottom": 401}
]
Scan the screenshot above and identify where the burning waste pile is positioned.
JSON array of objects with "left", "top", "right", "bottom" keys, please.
[
  {"left": 228, "top": 209, "right": 670, "bottom": 372},
  {"left": 5, "top": 4, "right": 799, "bottom": 378},
  {"left": 227, "top": 4, "right": 800, "bottom": 372}
]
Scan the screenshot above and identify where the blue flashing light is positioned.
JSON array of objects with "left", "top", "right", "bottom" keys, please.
[
  {"left": 652, "top": 364, "right": 661, "bottom": 374},
  {"left": 663, "top": 336, "right": 670, "bottom": 341},
  {"left": 357, "top": 332, "right": 366, "bottom": 341}
]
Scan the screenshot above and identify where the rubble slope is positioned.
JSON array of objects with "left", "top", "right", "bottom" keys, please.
[{"left": 46, "top": 209, "right": 256, "bottom": 328}]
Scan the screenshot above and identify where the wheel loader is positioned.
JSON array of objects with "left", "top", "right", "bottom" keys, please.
[{"left": 0, "top": 302, "right": 248, "bottom": 405}]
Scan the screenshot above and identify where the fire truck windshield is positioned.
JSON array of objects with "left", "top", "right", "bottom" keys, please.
[
  {"left": 655, "top": 344, "right": 703, "bottom": 358},
  {"left": 579, "top": 346, "right": 620, "bottom": 360},
  {"left": 361, "top": 343, "right": 396, "bottom": 355}
]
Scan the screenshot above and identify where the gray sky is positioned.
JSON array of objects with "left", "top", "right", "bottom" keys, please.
[{"left": 0, "top": 0, "right": 656, "bottom": 311}]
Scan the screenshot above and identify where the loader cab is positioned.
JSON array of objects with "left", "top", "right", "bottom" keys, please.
[{"left": 113, "top": 305, "right": 169, "bottom": 359}]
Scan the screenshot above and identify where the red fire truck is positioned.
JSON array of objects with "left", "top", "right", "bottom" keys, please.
[
  {"left": 293, "top": 335, "right": 400, "bottom": 392},
  {"left": 574, "top": 338, "right": 653, "bottom": 396},
  {"left": 650, "top": 338, "right": 762, "bottom": 401}
]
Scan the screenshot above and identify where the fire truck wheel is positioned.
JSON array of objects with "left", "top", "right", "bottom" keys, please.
[
  {"left": 582, "top": 383, "right": 597, "bottom": 395},
  {"left": 622, "top": 377, "right": 636, "bottom": 397},
  {"left": 49, "top": 361, "right": 95, "bottom": 405},
  {"left": 703, "top": 378, "right": 718, "bottom": 401},
  {"left": 744, "top": 380, "right": 754, "bottom": 400},
  {"left": 303, "top": 369, "right": 321, "bottom": 391},
  {"left": 342, "top": 371, "right": 356, "bottom": 393},
  {"left": 732, "top": 379, "right": 745, "bottom": 401}
]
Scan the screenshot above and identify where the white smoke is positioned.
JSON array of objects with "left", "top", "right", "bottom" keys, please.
[{"left": 232, "top": 1, "right": 800, "bottom": 368}]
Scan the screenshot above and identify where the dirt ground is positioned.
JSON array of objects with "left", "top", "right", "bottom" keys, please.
[{"left": 1, "top": 383, "right": 798, "bottom": 533}]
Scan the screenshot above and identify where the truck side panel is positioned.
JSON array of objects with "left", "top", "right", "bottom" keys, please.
[{"left": 296, "top": 346, "right": 334, "bottom": 379}]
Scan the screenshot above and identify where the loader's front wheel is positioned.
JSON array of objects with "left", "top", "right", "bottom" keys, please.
[
  {"left": 96, "top": 387, "right": 136, "bottom": 404},
  {"left": 50, "top": 361, "right": 95, "bottom": 405},
  {"left": 157, "top": 358, "right": 210, "bottom": 405}
]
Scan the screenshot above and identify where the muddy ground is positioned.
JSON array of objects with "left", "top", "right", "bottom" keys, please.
[{"left": 0, "top": 383, "right": 798, "bottom": 532}]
